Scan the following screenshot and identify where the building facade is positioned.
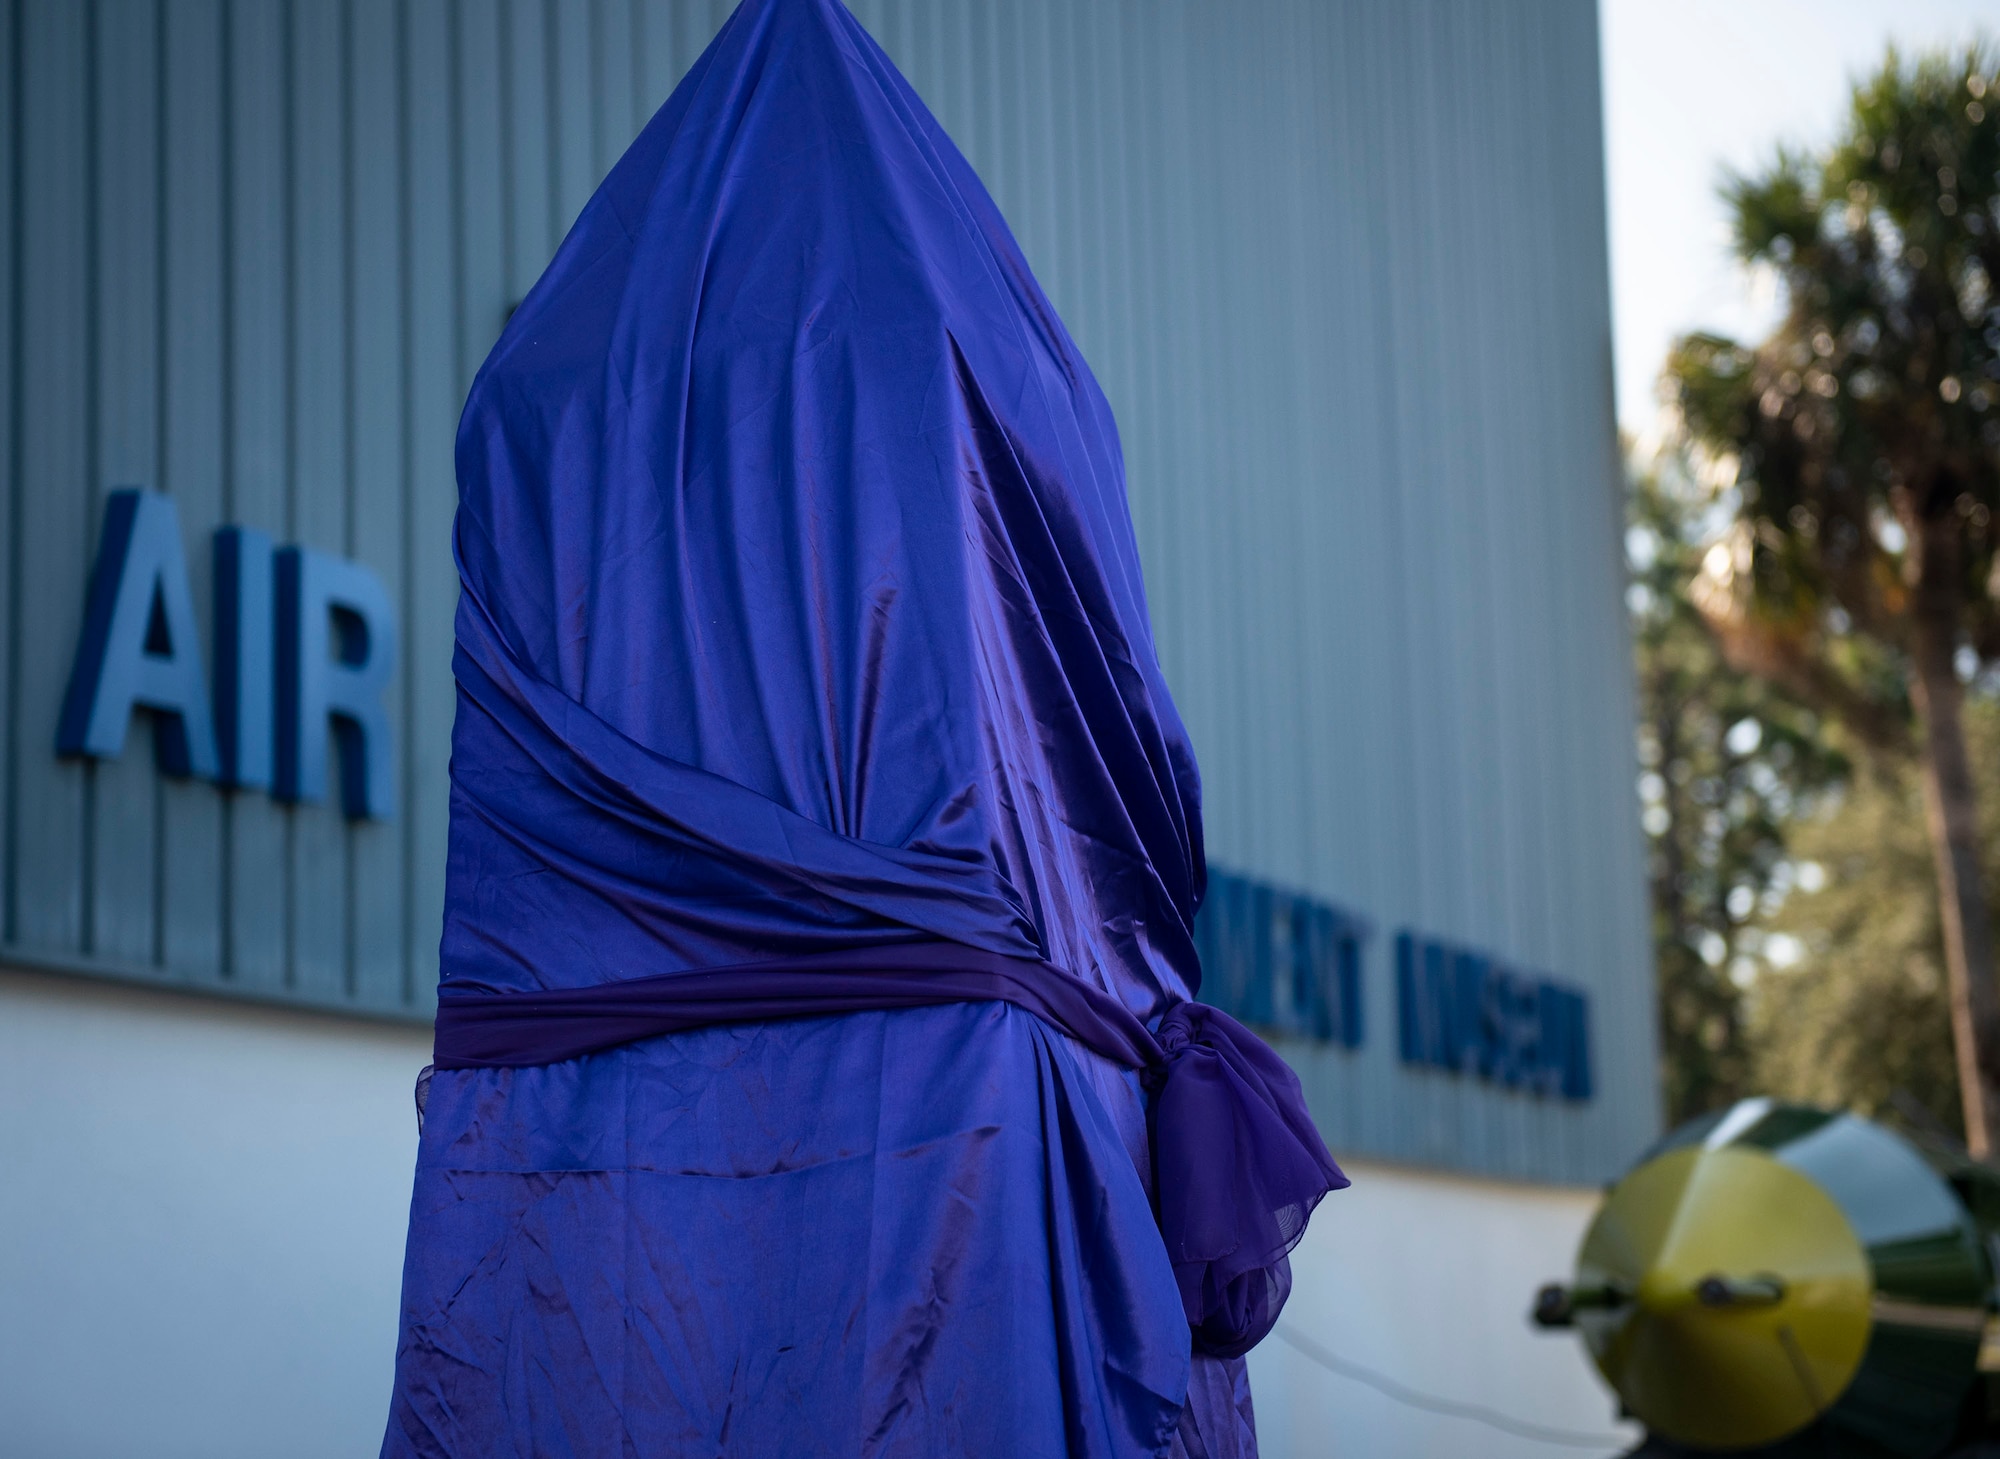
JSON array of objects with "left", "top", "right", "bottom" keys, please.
[{"left": 0, "top": 2, "right": 1655, "bottom": 1455}]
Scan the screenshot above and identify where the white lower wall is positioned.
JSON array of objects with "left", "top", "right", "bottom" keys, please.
[
  {"left": 1248, "top": 1158, "right": 1640, "bottom": 1458},
  {"left": 0, "top": 967, "right": 431, "bottom": 1459},
  {"left": 1, "top": 970, "right": 1639, "bottom": 1459}
]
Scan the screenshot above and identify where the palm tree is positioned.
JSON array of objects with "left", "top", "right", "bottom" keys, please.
[{"left": 1668, "top": 41, "right": 2000, "bottom": 1151}]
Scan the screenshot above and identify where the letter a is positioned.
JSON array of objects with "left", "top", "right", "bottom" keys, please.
[{"left": 57, "top": 488, "right": 221, "bottom": 779}]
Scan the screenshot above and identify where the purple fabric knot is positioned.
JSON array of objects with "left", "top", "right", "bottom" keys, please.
[{"left": 1148, "top": 1002, "right": 1350, "bottom": 1358}]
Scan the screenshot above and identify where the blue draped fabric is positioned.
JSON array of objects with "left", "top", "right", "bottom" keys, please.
[{"left": 384, "top": 0, "right": 1313, "bottom": 1452}]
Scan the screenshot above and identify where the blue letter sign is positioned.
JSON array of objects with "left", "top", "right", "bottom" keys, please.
[
  {"left": 275, "top": 545, "right": 396, "bottom": 819},
  {"left": 1192, "top": 868, "right": 1367, "bottom": 1048},
  {"left": 214, "top": 526, "right": 275, "bottom": 790},
  {"left": 57, "top": 489, "right": 221, "bottom": 779},
  {"left": 57, "top": 490, "right": 396, "bottom": 821},
  {"left": 1394, "top": 930, "right": 1593, "bottom": 1100}
]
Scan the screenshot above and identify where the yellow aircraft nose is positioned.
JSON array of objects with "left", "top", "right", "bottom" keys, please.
[{"left": 1573, "top": 1143, "right": 1874, "bottom": 1450}]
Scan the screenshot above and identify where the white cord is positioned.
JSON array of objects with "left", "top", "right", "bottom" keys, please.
[{"left": 1269, "top": 1323, "right": 1632, "bottom": 1452}]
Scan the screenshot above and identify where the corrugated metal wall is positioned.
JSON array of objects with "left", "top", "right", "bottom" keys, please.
[{"left": 0, "top": 0, "right": 1658, "bottom": 1181}]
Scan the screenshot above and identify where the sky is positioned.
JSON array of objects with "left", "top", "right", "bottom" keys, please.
[{"left": 1599, "top": 0, "right": 1999, "bottom": 444}]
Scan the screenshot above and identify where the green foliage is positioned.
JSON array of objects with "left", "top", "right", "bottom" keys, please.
[
  {"left": 1630, "top": 456, "right": 1847, "bottom": 1126},
  {"left": 1748, "top": 742, "right": 1967, "bottom": 1137}
]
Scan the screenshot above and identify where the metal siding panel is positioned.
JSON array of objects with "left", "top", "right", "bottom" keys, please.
[
  {"left": 674, "top": 0, "right": 714, "bottom": 88},
  {"left": 1046, "top": 0, "right": 1086, "bottom": 314},
  {"left": 1581, "top": 0, "right": 1660, "bottom": 1158},
  {"left": 1533, "top": 0, "right": 1582, "bottom": 1174},
  {"left": 1455, "top": 0, "right": 1508, "bottom": 1171},
  {"left": 992, "top": 0, "right": 1034, "bottom": 272},
  {"left": 13, "top": 0, "right": 91, "bottom": 957},
  {"left": 1333, "top": 0, "right": 1396, "bottom": 1158},
  {"left": 1531, "top": 0, "right": 1587, "bottom": 1174},
  {"left": 1103, "top": 0, "right": 1150, "bottom": 635},
  {"left": 403, "top": 0, "right": 454, "bottom": 1012},
  {"left": 550, "top": 0, "right": 594, "bottom": 237},
  {"left": 1483, "top": 2, "right": 1526, "bottom": 977},
  {"left": 1111, "top": 0, "right": 1165, "bottom": 676},
  {"left": 1019, "top": 0, "right": 1061, "bottom": 309},
  {"left": 1572, "top": 0, "right": 1608, "bottom": 1171},
  {"left": 1181, "top": 4, "right": 1240, "bottom": 862},
  {"left": 456, "top": 0, "right": 506, "bottom": 375},
  {"left": 1246, "top": 5, "right": 1287, "bottom": 886},
  {"left": 1200, "top": 0, "right": 1248, "bottom": 870},
  {"left": 967, "top": 2, "right": 1002, "bottom": 201},
  {"left": 0, "top": 0, "right": 15, "bottom": 949},
  {"left": 637, "top": 0, "right": 678, "bottom": 115},
  {"left": 1304, "top": 0, "right": 1359, "bottom": 1150},
  {"left": 450, "top": 0, "right": 511, "bottom": 1001},
  {"left": 1582, "top": 0, "right": 1654, "bottom": 1171},
  {"left": 348, "top": 0, "right": 407, "bottom": 1011},
  {"left": 223, "top": 0, "right": 290, "bottom": 991},
  {"left": 1382, "top": 0, "right": 1444, "bottom": 1165},
  {"left": 161, "top": 0, "right": 227, "bottom": 980},
  {"left": 1120, "top": 0, "right": 1642, "bottom": 1180},
  {"left": 1354, "top": 0, "right": 1411, "bottom": 1163},
  {"left": 921, "top": 2, "right": 969, "bottom": 172},
  {"left": 287, "top": 0, "right": 350, "bottom": 999},
  {"left": 500, "top": 0, "right": 551, "bottom": 310},
  {"left": 1503, "top": 0, "right": 1551, "bottom": 1175},
  {"left": 90, "top": 0, "right": 162, "bottom": 970},
  {"left": 1159, "top": 0, "right": 1217, "bottom": 883},
  {"left": 1434, "top": 0, "right": 1487, "bottom": 1168},
  {"left": 593, "top": 0, "right": 636, "bottom": 177},
  {"left": 1509, "top": 0, "right": 1558, "bottom": 1175}
]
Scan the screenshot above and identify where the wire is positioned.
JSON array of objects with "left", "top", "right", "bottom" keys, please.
[{"left": 1269, "top": 1324, "right": 1633, "bottom": 1452}]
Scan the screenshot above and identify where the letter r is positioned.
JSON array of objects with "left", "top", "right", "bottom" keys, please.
[{"left": 274, "top": 546, "right": 396, "bottom": 819}]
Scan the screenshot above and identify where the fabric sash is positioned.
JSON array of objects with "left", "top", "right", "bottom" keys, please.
[{"left": 430, "top": 944, "right": 1347, "bottom": 1359}]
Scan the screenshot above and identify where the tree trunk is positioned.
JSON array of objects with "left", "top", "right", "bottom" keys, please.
[{"left": 1909, "top": 525, "right": 2000, "bottom": 1156}]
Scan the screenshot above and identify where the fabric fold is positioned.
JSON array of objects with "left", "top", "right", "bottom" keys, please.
[{"left": 388, "top": 0, "right": 1347, "bottom": 1451}]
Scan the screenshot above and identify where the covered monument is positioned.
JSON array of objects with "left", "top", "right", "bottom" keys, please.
[{"left": 382, "top": 0, "right": 1342, "bottom": 1453}]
